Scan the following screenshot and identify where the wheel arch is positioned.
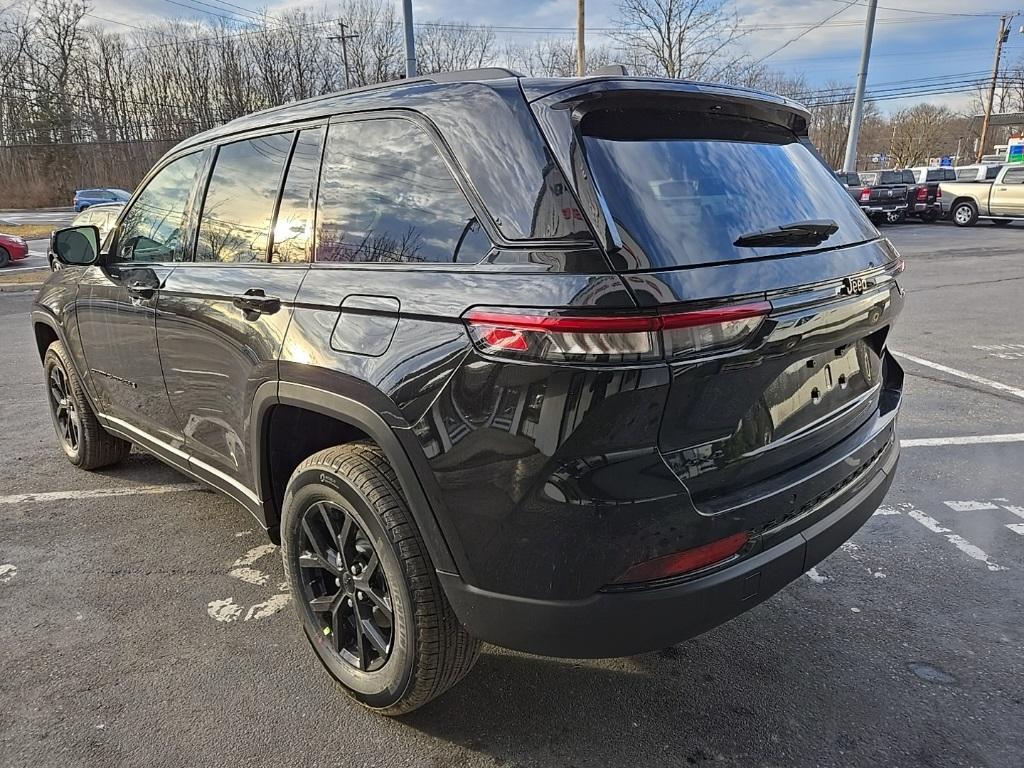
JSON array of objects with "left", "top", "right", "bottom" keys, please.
[{"left": 251, "top": 380, "right": 459, "bottom": 574}]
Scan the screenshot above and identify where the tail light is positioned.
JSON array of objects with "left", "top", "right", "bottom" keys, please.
[
  {"left": 859, "top": 189, "right": 870, "bottom": 202},
  {"left": 463, "top": 302, "right": 771, "bottom": 364},
  {"left": 613, "top": 532, "right": 750, "bottom": 583},
  {"left": 916, "top": 186, "right": 928, "bottom": 201}
]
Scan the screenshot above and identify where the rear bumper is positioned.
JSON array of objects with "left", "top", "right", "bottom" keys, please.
[
  {"left": 441, "top": 419, "right": 899, "bottom": 658},
  {"left": 861, "top": 203, "right": 908, "bottom": 214}
]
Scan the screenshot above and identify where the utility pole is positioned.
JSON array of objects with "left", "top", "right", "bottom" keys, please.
[
  {"left": 328, "top": 21, "right": 359, "bottom": 90},
  {"left": 977, "top": 14, "right": 1015, "bottom": 163},
  {"left": 576, "top": 0, "right": 585, "bottom": 77},
  {"left": 843, "top": 0, "right": 878, "bottom": 173},
  {"left": 402, "top": 0, "right": 417, "bottom": 78}
]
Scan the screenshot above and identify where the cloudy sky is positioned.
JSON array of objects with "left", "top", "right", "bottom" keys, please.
[{"left": 79, "top": 0, "right": 1024, "bottom": 114}]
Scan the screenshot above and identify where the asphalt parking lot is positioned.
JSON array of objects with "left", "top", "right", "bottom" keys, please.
[{"left": 1, "top": 220, "right": 1023, "bottom": 767}]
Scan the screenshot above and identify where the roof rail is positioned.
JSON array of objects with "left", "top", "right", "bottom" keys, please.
[
  {"left": 590, "top": 64, "right": 630, "bottom": 77},
  {"left": 429, "top": 67, "right": 524, "bottom": 83}
]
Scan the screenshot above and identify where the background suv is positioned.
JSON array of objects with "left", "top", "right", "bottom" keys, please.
[
  {"left": 72, "top": 188, "right": 130, "bottom": 212},
  {"left": 37, "top": 70, "right": 904, "bottom": 715}
]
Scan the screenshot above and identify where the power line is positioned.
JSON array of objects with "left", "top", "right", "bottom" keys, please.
[{"left": 748, "top": 1, "right": 860, "bottom": 68}]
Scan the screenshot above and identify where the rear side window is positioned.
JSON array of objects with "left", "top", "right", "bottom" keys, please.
[
  {"left": 926, "top": 170, "right": 941, "bottom": 182},
  {"left": 580, "top": 108, "right": 877, "bottom": 270},
  {"left": 195, "top": 132, "right": 293, "bottom": 263},
  {"left": 986, "top": 165, "right": 1003, "bottom": 179},
  {"left": 272, "top": 127, "right": 324, "bottom": 264},
  {"left": 316, "top": 118, "right": 489, "bottom": 264}
]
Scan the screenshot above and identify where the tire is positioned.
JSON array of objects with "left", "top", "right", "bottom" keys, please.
[
  {"left": 884, "top": 209, "right": 906, "bottom": 224},
  {"left": 0, "top": 247, "right": 9, "bottom": 268},
  {"left": 952, "top": 201, "right": 978, "bottom": 227},
  {"left": 992, "top": 219, "right": 1012, "bottom": 226},
  {"left": 920, "top": 209, "right": 939, "bottom": 224},
  {"left": 281, "top": 442, "right": 480, "bottom": 716},
  {"left": 43, "top": 341, "right": 131, "bottom": 469}
]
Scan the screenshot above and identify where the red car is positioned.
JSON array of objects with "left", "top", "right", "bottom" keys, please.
[{"left": 0, "top": 233, "right": 30, "bottom": 267}]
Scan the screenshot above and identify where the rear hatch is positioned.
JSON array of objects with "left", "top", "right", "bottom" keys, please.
[{"left": 566, "top": 93, "right": 902, "bottom": 517}]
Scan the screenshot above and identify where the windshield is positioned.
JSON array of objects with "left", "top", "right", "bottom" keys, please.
[{"left": 581, "top": 108, "right": 878, "bottom": 270}]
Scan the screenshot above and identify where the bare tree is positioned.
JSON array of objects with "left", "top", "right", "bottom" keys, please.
[
  {"left": 612, "top": 0, "right": 748, "bottom": 80},
  {"left": 416, "top": 22, "right": 495, "bottom": 74},
  {"left": 504, "top": 38, "right": 614, "bottom": 77}
]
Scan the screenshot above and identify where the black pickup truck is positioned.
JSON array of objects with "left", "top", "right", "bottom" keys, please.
[
  {"left": 907, "top": 166, "right": 956, "bottom": 222},
  {"left": 857, "top": 169, "right": 923, "bottom": 224}
]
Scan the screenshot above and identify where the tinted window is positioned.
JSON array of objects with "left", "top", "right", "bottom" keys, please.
[
  {"left": 902, "top": 171, "right": 916, "bottom": 184},
  {"left": 196, "top": 133, "right": 293, "bottom": 263},
  {"left": 115, "top": 153, "right": 203, "bottom": 264},
  {"left": 1002, "top": 167, "right": 1024, "bottom": 184},
  {"left": 926, "top": 170, "right": 941, "bottom": 182},
  {"left": 316, "top": 118, "right": 488, "bottom": 264},
  {"left": 272, "top": 127, "right": 324, "bottom": 264},
  {"left": 879, "top": 171, "right": 902, "bottom": 184},
  {"left": 580, "top": 109, "right": 877, "bottom": 270},
  {"left": 986, "top": 165, "right": 1003, "bottom": 179}
]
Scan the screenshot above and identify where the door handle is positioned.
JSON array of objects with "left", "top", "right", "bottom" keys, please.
[
  {"left": 127, "top": 282, "right": 156, "bottom": 300},
  {"left": 232, "top": 288, "right": 281, "bottom": 319}
]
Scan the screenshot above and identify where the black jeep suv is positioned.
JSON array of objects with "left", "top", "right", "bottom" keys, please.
[{"left": 36, "top": 70, "right": 904, "bottom": 715}]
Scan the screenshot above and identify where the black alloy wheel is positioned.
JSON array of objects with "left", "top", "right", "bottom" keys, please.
[
  {"left": 297, "top": 500, "right": 394, "bottom": 672},
  {"left": 48, "top": 361, "right": 81, "bottom": 454}
]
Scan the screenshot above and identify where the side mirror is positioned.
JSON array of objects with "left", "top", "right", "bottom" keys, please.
[{"left": 51, "top": 225, "right": 100, "bottom": 267}]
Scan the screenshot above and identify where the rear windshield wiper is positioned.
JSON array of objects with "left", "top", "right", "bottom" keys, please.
[{"left": 734, "top": 219, "right": 839, "bottom": 248}]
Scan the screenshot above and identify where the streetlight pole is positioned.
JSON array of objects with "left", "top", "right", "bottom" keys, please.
[
  {"left": 977, "top": 14, "right": 1015, "bottom": 162},
  {"left": 328, "top": 21, "right": 359, "bottom": 90},
  {"left": 402, "top": 0, "right": 417, "bottom": 78},
  {"left": 843, "top": 0, "right": 878, "bottom": 173}
]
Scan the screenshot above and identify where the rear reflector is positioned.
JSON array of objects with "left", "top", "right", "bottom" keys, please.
[
  {"left": 614, "top": 532, "right": 750, "bottom": 584},
  {"left": 463, "top": 302, "right": 770, "bottom": 364}
]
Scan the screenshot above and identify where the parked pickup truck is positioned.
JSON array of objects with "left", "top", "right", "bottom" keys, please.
[
  {"left": 940, "top": 164, "right": 1024, "bottom": 226},
  {"left": 857, "top": 169, "right": 923, "bottom": 223},
  {"left": 835, "top": 171, "right": 866, "bottom": 202},
  {"left": 907, "top": 166, "right": 956, "bottom": 222}
]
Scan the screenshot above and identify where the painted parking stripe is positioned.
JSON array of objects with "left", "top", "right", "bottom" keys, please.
[
  {"left": 901, "top": 433, "right": 1024, "bottom": 448},
  {"left": 892, "top": 351, "right": 1024, "bottom": 400},
  {"left": 943, "top": 501, "right": 998, "bottom": 512},
  {"left": 903, "top": 504, "right": 1007, "bottom": 572},
  {"left": 0, "top": 483, "right": 200, "bottom": 505}
]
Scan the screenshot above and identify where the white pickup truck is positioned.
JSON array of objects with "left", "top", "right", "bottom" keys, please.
[{"left": 940, "top": 164, "right": 1024, "bottom": 226}]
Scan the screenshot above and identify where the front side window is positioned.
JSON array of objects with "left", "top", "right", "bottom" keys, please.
[
  {"left": 196, "top": 132, "right": 294, "bottom": 263},
  {"left": 316, "top": 118, "right": 488, "bottom": 264},
  {"left": 272, "top": 127, "right": 324, "bottom": 264},
  {"left": 115, "top": 152, "right": 203, "bottom": 264}
]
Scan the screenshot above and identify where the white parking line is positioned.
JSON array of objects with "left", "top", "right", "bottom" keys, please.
[
  {"left": 943, "top": 501, "right": 998, "bottom": 512},
  {"left": 903, "top": 504, "right": 1007, "bottom": 572},
  {"left": 0, "top": 483, "right": 200, "bottom": 505},
  {"left": 892, "top": 350, "right": 1024, "bottom": 400},
  {"left": 901, "top": 433, "right": 1024, "bottom": 448}
]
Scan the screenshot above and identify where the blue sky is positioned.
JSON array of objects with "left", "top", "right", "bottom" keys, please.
[{"left": 90, "top": 0, "right": 1024, "bottom": 114}]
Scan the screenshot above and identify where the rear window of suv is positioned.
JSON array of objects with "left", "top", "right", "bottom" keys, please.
[{"left": 581, "top": 108, "right": 877, "bottom": 270}]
